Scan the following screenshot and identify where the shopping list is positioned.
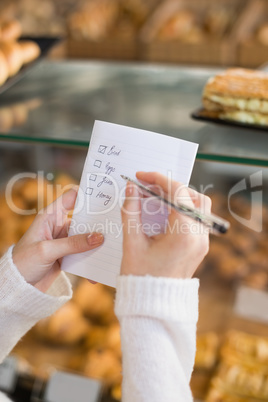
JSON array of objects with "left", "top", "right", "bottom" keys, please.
[{"left": 62, "top": 121, "right": 198, "bottom": 287}]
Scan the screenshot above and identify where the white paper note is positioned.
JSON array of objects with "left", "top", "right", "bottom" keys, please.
[{"left": 62, "top": 121, "right": 198, "bottom": 287}]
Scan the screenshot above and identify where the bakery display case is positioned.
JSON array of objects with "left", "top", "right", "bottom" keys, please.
[{"left": 0, "top": 60, "right": 268, "bottom": 402}]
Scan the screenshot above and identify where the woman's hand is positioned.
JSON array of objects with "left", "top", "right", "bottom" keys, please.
[
  {"left": 120, "top": 172, "right": 211, "bottom": 279},
  {"left": 13, "top": 188, "right": 104, "bottom": 293}
]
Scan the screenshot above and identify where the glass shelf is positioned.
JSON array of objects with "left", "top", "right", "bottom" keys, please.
[{"left": 0, "top": 60, "right": 268, "bottom": 167}]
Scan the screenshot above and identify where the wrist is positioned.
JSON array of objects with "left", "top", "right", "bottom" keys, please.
[{"left": 115, "top": 275, "right": 199, "bottom": 322}]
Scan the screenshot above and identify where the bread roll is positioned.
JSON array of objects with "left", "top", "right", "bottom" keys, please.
[
  {"left": 0, "top": 106, "right": 13, "bottom": 131},
  {"left": 34, "top": 301, "right": 90, "bottom": 345},
  {"left": 0, "top": 41, "right": 22, "bottom": 77},
  {"left": 11, "top": 103, "right": 28, "bottom": 126},
  {"left": 257, "top": 23, "right": 268, "bottom": 46},
  {"left": 158, "top": 10, "right": 195, "bottom": 41},
  {"left": 19, "top": 40, "right": 41, "bottom": 64},
  {"left": 0, "top": 20, "right": 22, "bottom": 42},
  {"left": 73, "top": 281, "right": 115, "bottom": 323},
  {"left": 0, "top": 49, "right": 9, "bottom": 85},
  {"left": 217, "top": 254, "right": 249, "bottom": 280},
  {"left": 84, "top": 349, "right": 122, "bottom": 387}
]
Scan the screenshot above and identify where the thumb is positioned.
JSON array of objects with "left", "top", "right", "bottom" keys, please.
[
  {"left": 41, "top": 232, "right": 104, "bottom": 262},
  {"left": 121, "top": 181, "right": 144, "bottom": 244}
]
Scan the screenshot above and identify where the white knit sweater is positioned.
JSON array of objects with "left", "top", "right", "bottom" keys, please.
[{"left": 0, "top": 247, "right": 198, "bottom": 401}]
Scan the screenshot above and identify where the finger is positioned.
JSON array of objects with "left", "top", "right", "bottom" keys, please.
[
  {"left": 56, "top": 218, "right": 71, "bottom": 239},
  {"left": 136, "top": 171, "right": 181, "bottom": 200},
  {"left": 121, "top": 181, "right": 145, "bottom": 245},
  {"left": 187, "top": 187, "right": 212, "bottom": 213},
  {"left": 60, "top": 185, "right": 79, "bottom": 211},
  {"left": 88, "top": 279, "right": 97, "bottom": 285},
  {"left": 39, "top": 232, "right": 104, "bottom": 263},
  {"left": 45, "top": 187, "right": 78, "bottom": 216},
  {"left": 136, "top": 171, "right": 194, "bottom": 230},
  {"left": 41, "top": 187, "right": 78, "bottom": 237}
]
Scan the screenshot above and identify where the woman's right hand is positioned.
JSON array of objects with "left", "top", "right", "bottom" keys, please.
[{"left": 120, "top": 172, "right": 211, "bottom": 279}]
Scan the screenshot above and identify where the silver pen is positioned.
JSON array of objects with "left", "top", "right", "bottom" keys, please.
[{"left": 121, "top": 175, "right": 230, "bottom": 235}]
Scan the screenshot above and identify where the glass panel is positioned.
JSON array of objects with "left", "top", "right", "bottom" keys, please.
[{"left": 0, "top": 61, "right": 268, "bottom": 166}]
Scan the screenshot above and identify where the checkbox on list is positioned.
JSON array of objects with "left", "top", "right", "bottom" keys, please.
[
  {"left": 89, "top": 174, "right": 97, "bottom": 181},
  {"left": 94, "top": 160, "right": 102, "bottom": 168},
  {"left": 98, "top": 145, "right": 107, "bottom": 154},
  {"left": 86, "top": 187, "right": 94, "bottom": 196}
]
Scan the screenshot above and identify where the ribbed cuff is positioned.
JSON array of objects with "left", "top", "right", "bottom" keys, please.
[
  {"left": 0, "top": 246, "right": 72, "bottom": 320},
  {"left": 115, "top": 275, "right": 199, "bottom": 323}
]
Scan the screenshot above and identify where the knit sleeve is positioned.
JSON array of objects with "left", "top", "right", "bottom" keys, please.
[
  {"left": 0, "top": 392, "right": 13, "bottom": 402},
  {"left": 115, "top": 275, "right": 199, "bottom": 402},
  {"left": 0, "top": 246, "right": 73, "bottom": 363}
]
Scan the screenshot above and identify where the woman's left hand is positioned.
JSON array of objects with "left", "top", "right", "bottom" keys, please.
[{"left": 13, "top": 188, "right": 104, "bottom": 293}]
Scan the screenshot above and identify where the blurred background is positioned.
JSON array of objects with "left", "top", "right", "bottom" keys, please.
[{"left": 0, "top": 0, "right": 268, "bottom": 67}]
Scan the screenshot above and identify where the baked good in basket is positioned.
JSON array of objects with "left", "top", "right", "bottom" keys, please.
[{"left": 202, "top": 68, "right": 268, "bottom": 125}]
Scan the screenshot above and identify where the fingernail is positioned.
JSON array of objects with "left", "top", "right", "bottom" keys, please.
[
  {"left": 125, "top": 182, "right": 133, "bottom": 197},
  {"left": 87, "top": 232, "right": 104, "bottom": 246}
]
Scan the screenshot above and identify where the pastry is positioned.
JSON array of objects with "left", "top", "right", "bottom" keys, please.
[
  {"left": 257, "top": 23, "right": 268, "bottom": 46},
  {"left": 0, "top": 41, "right": 22, "bottom": 76},
  {"left": 19, "top": 40, "right": 41, "bottom": 64},
  {"left": 157, "top": 10, "right": 196, "bottom": 41},
  {"left": 0, "top": 48, "right": 9, "bottom": 85},
  {"left": 34, "top": 301, "right": 90, "bottom": 345},
  {"left": 19, "top": 177, "right": 49, "bottom": 209},
  {"left": 221, "top": 330, "right": 268, "bottom": 366},
  {"left": 0, "top": 106, "right": 13, "bottom": 131},
  {"left": 244, "top": 270, "right": 268, "bottom": 290},
  {"left": 195, "top": 332, "right": 220, "bottom": 370},
  {"left": 248, "top": 248, "right": 268, "bottom": 270},
  {"left": 206, "top": 331, "right": 268, "bottom": 401},
  {"left": 232, "top": 231, "right": 255, "bottom": 255},
  {"left": 216, "top": 253, "right": 249, "bottom": 280},
  {"left": 203, "top": 68, "right": 268, "bottom": 125},
  {"left": 68, "top": 0, "right": 119, "bottom": 41},
  {"left": 0, "top": 20, "right": 22, "bottom": 41},
  {"left": 84, "top": 325, "right": 108, "bottom": 349},
  {"left": 10, "top": 102, "right": 28, "bottom": 126},
  {"left": 84, "top": 349, "right": 122, "bottom": 387},
  {"left": 204, "top": 7, "right": 232, "bottom": 36},
  {"left": 106, "top": 323, "right": 121, "bottom": 358},
  {"left": 73, "top": 281, "right": 115, "bottom": 324},
  {"left": 111, "top": 383, "right": 121, "bottom": 401}
]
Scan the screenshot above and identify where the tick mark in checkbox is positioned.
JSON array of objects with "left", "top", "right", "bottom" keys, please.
[
  {"left": 86, "top": 187, "right": 94, "bottom": 196},
  {"left": 89, "top": 174, "right": 97, "bottom": 181},
  {"left": 94, "top": 160, "right": 102, "bottom": 168},
  {"left": 98, "top": 145, "right": 107, "bottom": 154}
]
